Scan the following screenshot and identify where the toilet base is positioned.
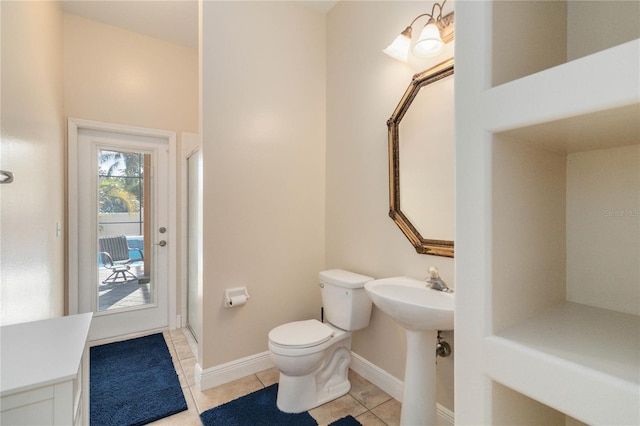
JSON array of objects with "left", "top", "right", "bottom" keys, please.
[{"left": 275, "top": 346, "right": 352, "bottom": 413}]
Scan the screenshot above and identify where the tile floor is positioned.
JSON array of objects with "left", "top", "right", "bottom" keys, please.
[{"left": 152, "top": 328, "right": 402, "bottom": 426}]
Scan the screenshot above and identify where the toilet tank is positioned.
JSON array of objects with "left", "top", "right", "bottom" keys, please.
[{"left": 319, "top": 269, "right": 374, "bottom": 331}]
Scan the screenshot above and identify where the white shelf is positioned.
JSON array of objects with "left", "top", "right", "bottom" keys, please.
[
  {"left": 484, "top": 39, "right": 640, "bottom": 135},
  {"left": 483, "top": 302, "right": 640, "bottom": 425},
  {"left": 496, "top": 104, "right": 639, "bottom": 154}
]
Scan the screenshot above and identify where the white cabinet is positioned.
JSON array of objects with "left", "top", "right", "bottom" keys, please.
[
  {"left": 1, "top": 313, "right": 92, "bottom": 425},
  {"left": 456, "top": 1, "right": 639, "bottom": 425}
]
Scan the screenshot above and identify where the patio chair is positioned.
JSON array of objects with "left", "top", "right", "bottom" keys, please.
[{"left": 99, "top": 235, "right": 144, "bottom": 284}]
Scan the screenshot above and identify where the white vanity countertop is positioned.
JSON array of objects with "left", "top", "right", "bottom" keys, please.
[{"left": 0, "top": 313, "right": 92, "bottom": 395}]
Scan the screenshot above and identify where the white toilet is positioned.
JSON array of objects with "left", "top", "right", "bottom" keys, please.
[{"left": 268, "top": 269, "right": 374, "bottom": 413}]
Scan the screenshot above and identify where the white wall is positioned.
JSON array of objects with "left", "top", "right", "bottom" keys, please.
[
  {"left": 200, "top": 1, "right": 327, "bottom": 367},
  {"left": 567, "top": 145, "right": 640, "bottom": 315},
  {"left": 1, "top": 1, "right": 65, "bottom": 325},
  {"left": 326, "top": 0, "right": 455, "bottom": 411},
  {"left": 63, "top": 14, "right": 198, "bottom": 134},
  {"left": 492, "top": 136, "right": 567, "bottom": 331},
  {"left": 567, "top": 0, "right": 640, "bottom": 61}
]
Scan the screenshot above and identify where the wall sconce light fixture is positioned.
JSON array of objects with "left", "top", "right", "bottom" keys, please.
[{"left": 383, "top": 0, "right": 455, "bottom": 63}]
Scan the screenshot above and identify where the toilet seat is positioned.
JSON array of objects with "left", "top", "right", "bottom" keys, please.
[{"left": 269, "top": 319, "right": 333, "bottom": 349}]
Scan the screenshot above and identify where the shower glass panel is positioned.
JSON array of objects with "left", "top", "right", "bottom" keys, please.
[{"left": 187, "top": 150, "right": 201, "bottom": 342}]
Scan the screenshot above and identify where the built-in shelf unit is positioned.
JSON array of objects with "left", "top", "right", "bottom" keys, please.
[{"left": 456, "top": 1, "right": 639, "bottom": 425}]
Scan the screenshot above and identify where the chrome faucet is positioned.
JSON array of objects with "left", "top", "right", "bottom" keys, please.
[{"left": 426, "top": 267, "right": 453, "bottom": 292}]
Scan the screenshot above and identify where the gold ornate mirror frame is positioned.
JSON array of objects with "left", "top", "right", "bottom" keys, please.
[{"left": 387, "top": 59, "right": 454, "bottom": 257}]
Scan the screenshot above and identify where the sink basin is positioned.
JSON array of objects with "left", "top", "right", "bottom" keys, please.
[
  {"left": 365, "top": 276, "right": 455, "bottom": 425},
  {"left": 364, "top": 276, "right": 454, "bottom": 331}
]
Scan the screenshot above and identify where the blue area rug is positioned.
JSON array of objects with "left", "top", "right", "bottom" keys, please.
[
  {"left": 200, "top": 383, "right": 361, "bottom": 426},
  {"left": 330, "top": 415, "right": 362, "bottom": 426},
  {"left": 90, "top": 333, "right": 187, "bottom": 426},
  {"left": 329, "top": 416, "right": 362, "bottom": 426}
]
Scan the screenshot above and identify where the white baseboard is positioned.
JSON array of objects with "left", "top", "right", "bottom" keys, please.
[
  {"left": 196, "top": 351, "right": 275, "bottom": 390},
  {"left": 350, "top": 352, "right": 405, "bottom": 401},
  {"left": 350, "top": 352, "right": 455, "bottom": 426},
  {"left": 195, "top": 349, "right": 454, "bottom": 425}
]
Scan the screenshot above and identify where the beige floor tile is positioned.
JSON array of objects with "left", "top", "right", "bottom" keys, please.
[
  {"left": 151, "top": 386, "right": 202, "bottom": 426},
  {"left": 162, "top": 332, "right": 176, "bottom": 352},
  {"left": 191, "top": 374, "right": 264, "bottom": 414},
  {"left": 169, "top": 328, "right": 186, "bottom": 340},
  {"left": 179, "top": 356, "right": 197, "bottom": 387},
  {"left": 162, "top": 331, "right": 189, "bottom": 389},
  {"left": 164, "top": 341, "right": 182, "bottom": 364},
  {"left": 173, "top": 338, "right": 195, "bottom": 361},
  {"left": 309, "top": 393, "right": 368, "bottom": 425},
  {"left": 370, "top": 398, "right": 402, "bottom": 426},
  {"left": 170, "top": 354, "right": 181, "bottom": 369},
  {"left": 181, "top": 327, "right": 199, "bottom": 357},
  {"left": 176, "top": 370, "right": 189, "bottom": 389},
  {"left": 165, "top": 340, "right": 177, "bottom": 357},
  {"left": 355, "top": 411, "right": 388, "bottom": 426},
  {"left": 348, "top": 370, "right": 392, "bottom": 409},
  {"left": 255, "top": 367, "right": 280, "bottom": 387},
  {"left": 169, "top": 333, "right": 188, "bottom": 347},
  {"left": 174, "top": 361, "right": 189, "bottom": 389}
]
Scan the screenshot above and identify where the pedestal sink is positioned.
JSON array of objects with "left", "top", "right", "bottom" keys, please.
[{"left": 364, "top": 276, "right": 454, "bottom": 426}]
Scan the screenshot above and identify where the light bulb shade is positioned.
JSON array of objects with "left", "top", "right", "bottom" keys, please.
[
  {"left": 412, "top": 21, "right": 444, "bottom": 58},
  {"left": 383, "top": 29, "right": 412, "bottom": 63}
]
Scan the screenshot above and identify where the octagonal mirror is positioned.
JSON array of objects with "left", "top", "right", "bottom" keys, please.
[{"left": 387, "top": 59, "right": 454, "bottom": 257}]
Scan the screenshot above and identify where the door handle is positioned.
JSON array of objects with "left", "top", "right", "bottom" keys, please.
[{"left": 155, "top": 240, "right": 167, "bottom": 247}]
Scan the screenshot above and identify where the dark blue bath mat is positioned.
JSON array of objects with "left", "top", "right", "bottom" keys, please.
[
  {"left": 200, "top": 384, "right": 316, "bottom": 425},
  {"left": 199, "top": 383, "right": 363, "bottom": 425},
  {"left": 90, "top": 333, "right": 187, "bottom": 425},
  {"left": 330, "top": 415, "right": 362, "bottom": 425}
]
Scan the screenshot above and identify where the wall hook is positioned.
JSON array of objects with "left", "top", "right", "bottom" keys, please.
[{"left": 0, "top": 170, "right": 14, "bottom": 184}]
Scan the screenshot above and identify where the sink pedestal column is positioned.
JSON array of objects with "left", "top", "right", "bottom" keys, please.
[{"left": 402, "top": 329, "right": 438, "bottom": 426}]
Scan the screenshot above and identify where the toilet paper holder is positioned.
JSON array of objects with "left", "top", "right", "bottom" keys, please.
[{"left": 224, "top": 286, "right": 250, "bottom": 307}]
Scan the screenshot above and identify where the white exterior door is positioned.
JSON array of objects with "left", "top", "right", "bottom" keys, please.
[{"left": 69, "top": 119, "right": 176, "bottom": 342}]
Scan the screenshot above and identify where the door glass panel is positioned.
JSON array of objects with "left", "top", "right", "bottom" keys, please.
[{"left": 97, "top": 149, "right": 152, "bottom": 312}]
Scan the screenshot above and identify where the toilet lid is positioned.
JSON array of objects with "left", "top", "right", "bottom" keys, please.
[{"left": 269, "top": 319, "right": 334, "bottom": 348}]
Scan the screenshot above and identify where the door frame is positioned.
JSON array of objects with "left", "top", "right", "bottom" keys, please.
[{"left": 68, "top": 118, "right": 178, "bottom": 337}]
